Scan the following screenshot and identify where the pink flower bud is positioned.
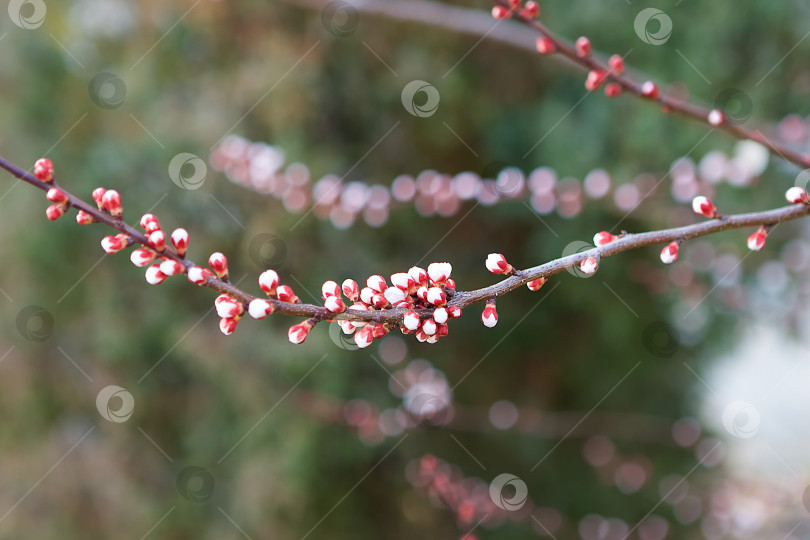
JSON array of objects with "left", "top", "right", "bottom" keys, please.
[
  {"left": 585, "top": 70, "right": 607, "bottom": 91},
  {"left": 367, "top": 274, "right": 387, "bottom": 293},
  {"left": 481, "top": 300, "right": 498, "bottom": 328},
  {"left": 445, "top": 278, "right": 456, "bottom": 291},
  {"left": 522, "top": 0, "right": 539, "bottom": 17},
  {"left": 171, "top": 228, "right": 188, "bottom": 257},
  {"left": 145, "top": 264, "right": 168, "bottom": 285},
  {"left": 447, "top": 306, "right": 462, "bottom": 318},
  {"left": 215, "top": 297, "right": 243, "bottom": 319},
  {"left": 324, "top": 296, "right": 346, "bottom": 313},
  {"left": 747, "top": 228, "right": 767, "bottom": 251},
  {"left": 383, "top": 286, "right": 407, "bottom": 305},
  {"left": 408, "top": 266, "right": 428, "bottom": 286},
  {"left": 148, "top": 230, "right": 166, "bottom": 252},
  {"left": 593, "top": 231, "right": 617, "bottom": 247},
  {"left": 322, "top": 280, "right": 341, "bottom": 299},
  {"left": 46, "top": 187, "right": 68, "bottom": 204},
  {"left": 76, "top": 210, "right": 95, "bottom": 225},
  {"left": 485, "top": 253, "right": 513, "bottom": 275},
  {"left": 140, "top": 214, "right": 160, "bottom": 232},
  {"left": 101, "top": 189, "right": 122, "bottom": 218},
  {"left": 101, "top": 235, "right": 126, "bottom": 254},
  {"left": 391, "top": 272, "right": 415, "bottom": 292},
  {"left": 427, "top": 262, "right": 452, "bottom": 285},
  {"left": 416, "top": 286, "right": 429, "bottom": 303},
  {"left": 575, "top": 36, "right": 591, "bottom": 57},
  {"left": 159, "top": 259, "right": 185, "bottom": 276},
  {"left": 209, "top": 252, "right": 228, "bottom": 279},
  {"left": 422, "top": 318, "right": 437, "bottom": 336},
  {"left": 433, "top": 307, "right": 449, "bottom": 324},
  {"left": 131, "top": 248, "right": 156, "bottom": 267},
  {"left": 437, "top": 323, "right": 449, "bottom": 337},
  {"left": 219, "top": 317, "right": 239, "bottom": 336},
  {"left": 403, "top": 311, "right": 420, "bottom": 331},
  {"left": 491, "top": 5, "right": 510, "bottom": 19},
  {"left": 187, "top": 266, "right": 208, "bottom": 285},
  {"left": 641, "top": 81, "right": 660, "bottom": 99},
  {"left": 360, "top": 287, "right": 375, "bottom": 305},
  {"left": 259, "top": 269, "right": 279, "bottom": 296},
  {"left": 337, "top": 319, "right": 356, "bottom": 335},
  {"left": 248, "top": 298, "right": 275, "bottom": 319},
  {"left": 580, "top": 256, "right": 599, "bottom": 274},
  {"left": 707, "top": 109, "right": 725, "bottom": 126},
  {"left": 427, "top": 287, "right": 447, "bottom": 306},
  {"left": 536, "top": 37, "right": 555, "bottom": 55},
  {"left": 371, "top": 293, "right": 390, "bottom": 309},
  {"left": 342, "top": 279, "right": 360, "bottom": 301},
  {"left": 354, "top": 325, "right": 374, "bottom": 348},
  {"left": 608, "top": 54, "right": 624, "bottom": 74},
  {"left": 604, "top": 83, "right": 622, "bottom": 98},
  {"left": 46, "top": 204, "right": 65, "bottom": 220},
  {"left": 372, "top": 324, "right": 389, "bottom": 339},
  {"left": 288, "top": 320, "right": 314, "bottom": 344},
  {"left": 526, "top": 277, "right": 547, "bottom": 291},
  {"left": 91, "top": 188, "right": 107, "bottom": 210},
  {"left": 507, "top": 0, "right": 521, "bottom": 8},
  {"left": 660, "top": 241, "right": 679, "bottom": 264},
  {"left": 277, "top": 284, "right": 300, "bottom": 303},
  {"left": 786, "top": 186, "right": 809, "bottom": 204},
  {"left": 34, "top": 158, "right": 54, "bottom": 182},
  {"left": 691, "top": 196, "right": 718, "bottom": 218},
  {"left": 415, "top": 330, "right": 428, "bottom": 343}
]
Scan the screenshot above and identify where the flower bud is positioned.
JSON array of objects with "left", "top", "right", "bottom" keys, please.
[
  {"left": 481, "top": 300, "right": 498, "bottom": 328},
  {"left": 145, "top": 264, "right": 168, "bottom": 285},
  {"left": 391, "top": 272, "right": 415, "bottom": 292},
  {"left": 593, "top": 231, "right": 617, "bottom": 247},
  {"left": 641, "top": 81, "right": 660, "bottom": 99},
  {"left": 342, "top": 279, "right": 360, "bottom": 301},
  {"left": 526, "top": 277, "right": 547, "bottom": 291},
  {"left": 187, "top": 266, "right": 208, "bottom": 285},
  {"left": 422, "top": 318, "right": 437, "bottom": 336},
  {"left": 536, "top": 37, "right": 555, "bottom": 55},
  {"left": 46, "top": 204, "right": 65, "bottom": 220},
  {"left": 337, "top": 320, "right": 356, "bottom": 335},
  {"left": 322, "top": 280, "right": 341, "bottom": 299},
  {"left": 786, "top": 186, "right": 809, "bottom": 204},
  {"left": 707, "top": 109, "right": 725, "bottom": 126},
  {"left": 277, "top": 284, "right": 300, "bottom": 303},
  {"left": 604, "top": 83, "right": 622, "bottom": 98},
  {"left": 433, "top": 307, "right": 449, "bottom": 324},
  {"left": 360, "top": 287, "right": 375, "bottom": 305},
  {"left": 372, "top": 324, "right": 389, "bottom": 339},
  {"left": 415, "top": 330, "right": 427, "bottom": 343},
  {"left": 171, "top": 228, "right": 188, "bottom": 257},
  {"left": 101, "top": 235, "right": 126, "bottom": 254},
  {"left": 427, "top": 262, "right": 452, "bottom": 285},
  {"left": 34, "top": 158, "right": 54, "bottom": 182},
  {"left": 219, "top": 317, "right": 239, "bottom": 336},
  {"left": 691, "top": 196, "right": 718, "bottom": 218},
  {"left": 575, "top": 36, "right": 591, "bottom": 57},
  {"left": 427, "top": 287, "right": 447, "bottom": 306},
  {"left": 367, "top": 274, "right": 387, "bottom": 293},
  {"left": 148, "top": 230, "right": 166, "bottom": 252},
  {"left": 408, "top": 266, "right": 428, "bottom": 286},
  {"left": 101, "top": 189, "right": 123, "bottom": 218},
  {"left": 416, "top": 286, "right": 429, "bottom": 303},
  {"left": 747, "top": 228, "right": 767, "bottom": 251},
  {"left": 131, "top": 248, "right": 156, "bottom": 267},
  {"left": 580, "top": 256, "right": 599, "bottom": 274},
  {"left": 46, "top": 187, "right": 69, "bottom": 204},
  {"left": 371, "top": 293, "right": 390, "bottom": 309},
  {"left": 208, "top": 252, "right": 228, "bottom": 279},
  {"left": 522, "top": 0, "right": 539, "bottom": 17},
  {"left": 660, "top": 241, "right": 679, "bottom": 264},
  {"left": 215, "top": 296, "right": 243, "bottom": 319},
  {"left": 159, "top": 259, "right": 185, "bottom": 276},
  {"left": 585, "top": 70, "right": 607, "bottom": 91},
  {"left": 324, "top": 296, "right": 346, "bottom": 313},
  {"left": 383, "top": 286, "right": 406, "bottom": 305},
  {"left": 403, "top": 311, "right": 420, "bottom": 331},
  {"left": 288, "top": 320, "right": 315, "bottom": 344},
  {"left": 447, "top": 306, "right": 462, "bottom": 318},
  {"left": 354, "top": 324, "right": 374, "bottom": 348},
  {"left": 491, "top": 5, "right": 510, "bottom": 19},
  {"left": 91, "top": 188, "right": 107, "bottom": 210},
  {"left": 248, "top": 298, "right": 275, "bottom": 319},
  {"left": 76, "top": 210, "right": 95, "bottom": 225},
  {"left": 485, "top": 253, "right": 514, "bottom": 275},
  {"left": 445, "top": 278, "right": 456, "bottom": 291},
  {"left": 608, "top": 54, "right": 624, "bottom": 74},
  {"left": 140, "top": 214, "right": 160, "bottom": 232},
  {"left": 259, "top": 269, "right": 279, "bottom": 296}
]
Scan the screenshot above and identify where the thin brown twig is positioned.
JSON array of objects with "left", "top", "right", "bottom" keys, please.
[{"left": 2, "top": 154, "right": 807, "bottom": 332}]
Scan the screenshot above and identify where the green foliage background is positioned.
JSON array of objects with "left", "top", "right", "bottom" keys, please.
[{"left": 0, "top": 1, "right": 807, "bottom": 538}]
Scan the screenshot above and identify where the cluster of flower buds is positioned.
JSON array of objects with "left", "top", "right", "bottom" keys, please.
[
  {"left": 316, "top": 262, "right": 462, "bottom": 349},
  {"left": 491, "top": 0, "right": 539, "bottom": 20}
]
